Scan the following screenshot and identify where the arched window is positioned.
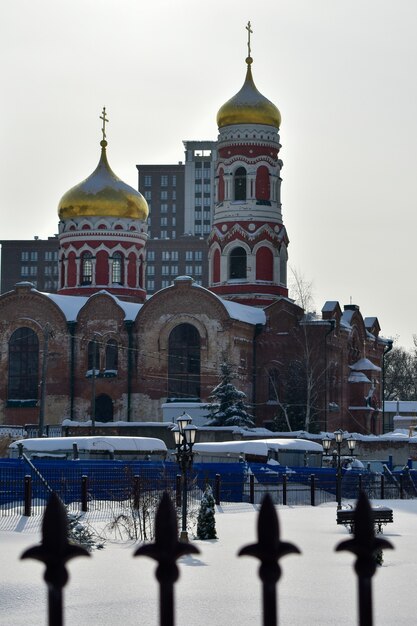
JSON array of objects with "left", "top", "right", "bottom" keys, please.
[
  {"left": 234, "top": 166, "right": 246, "bottom": 200},
  {"left": 256, "top": 246, "right": 273, "bottom": 281},
  {"left": 168, "top": 324, "right": 201, "bottom": 399},
  {"left": 81, "top": 252, "right": 93, "bottom": 285},
  {"left": 8, "top": 328, "right": 39, "bottom": 400},
  {"left": 87, "top": 339, "right": 100, "bottom": 371},
  {"left": 229, "top": 246, "right": 247, "bottom": 279},
  {"left": 112, "top": 252, "right": 123, "bottom": 284},
  {"left": 255, "top": 165, "right": 270, "bottom": 201},
  {"left": 268, "top": 368, "right": 281, "bottom": 402},
  {"left": 105, "top": 339, "right": 118, "bottom": 371},
  {"left": 94, "top": 394, "right": 113, "bottom": 423},
  {"left": 218, "top": 168, "right": 225, "bottom": 202},
  {"left": 212, "top": 249, "right": 221, "bottom": 283}
]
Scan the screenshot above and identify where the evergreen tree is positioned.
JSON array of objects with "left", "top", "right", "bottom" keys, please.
[
  {"left": 196, "top": 485, "right": 217, "bottom": 540},
  {"left": 206, "top": 361, "right": 255, "bottom": 428}
]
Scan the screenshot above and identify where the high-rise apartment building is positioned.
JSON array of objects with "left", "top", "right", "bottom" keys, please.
[
  {"left": 136, "top": 140, "right": 216, "bottom": 293},
  {"left": 0, "top": 236, "right": 59, "bottom": 294}
]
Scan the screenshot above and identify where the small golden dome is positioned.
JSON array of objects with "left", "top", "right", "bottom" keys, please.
[
  {"left": 58, "top": 140, "right": 149, "bottom": 221},
  {"left": 217, "top": 57, "right": 281, "bottom": 129}
]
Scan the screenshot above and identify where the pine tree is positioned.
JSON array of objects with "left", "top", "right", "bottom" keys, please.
[
  {"left": 196, "top": 485, "right": 217, "bottom": 540},
  {"left": 206, "top": 361, "right": 254, "bottom": 428}
]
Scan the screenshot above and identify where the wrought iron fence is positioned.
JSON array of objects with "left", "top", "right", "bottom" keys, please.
[{"left": 20, "top": 489, "right": 393, "bottom": 626}]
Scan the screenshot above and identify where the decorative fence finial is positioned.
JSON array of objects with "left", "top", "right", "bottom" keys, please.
[
  {"left": 336, "top": 491, "right": 394, "bottom": 626},
  {"left": 134, "top": 492, "right": 200, "bottom": 626},
  {"left": 21, "top": 492, "right": 90, "bottom": 625},
  {"left": 238, "top": 493, "right": 301, "bottom": 625}
]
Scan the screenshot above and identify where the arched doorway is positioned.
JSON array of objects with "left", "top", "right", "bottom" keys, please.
[
  {"left": 168, "top": 324, "right": 201, "bottom": 400},
  {"left": 95, "top": 394, "right": 113, "bottom": 422}
]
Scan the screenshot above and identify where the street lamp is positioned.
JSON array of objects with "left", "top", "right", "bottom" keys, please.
[
  {"left": 322, "top": 430, "right": 356, "bottom": 510},
  {"left": 174, "top": 412, "right": 197, "bottom": 542}
]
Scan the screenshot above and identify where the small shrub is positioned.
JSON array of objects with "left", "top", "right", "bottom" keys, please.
[{"left": 196, "top": 485, "right": 217, "bottom": 540}]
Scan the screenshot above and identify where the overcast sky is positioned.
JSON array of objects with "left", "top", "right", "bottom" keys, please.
[{"left": 2, "top": 0, "right": 417, "bottom": 349}]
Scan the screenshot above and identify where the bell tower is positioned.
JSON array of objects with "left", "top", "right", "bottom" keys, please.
[{"left": 208, "top": 23, "right": 289, "bottom": 306}]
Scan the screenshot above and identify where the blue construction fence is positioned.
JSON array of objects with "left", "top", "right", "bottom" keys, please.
[{"left": 1, "top": 458, "right": 416, "bottom": 514}]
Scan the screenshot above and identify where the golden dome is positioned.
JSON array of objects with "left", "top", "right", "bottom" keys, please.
[
  {"left": 216, "top": 57, "right": 281, "bottom": 129},
  {"left": 58, "top": 140, "right": 149, "bottom": 221}
]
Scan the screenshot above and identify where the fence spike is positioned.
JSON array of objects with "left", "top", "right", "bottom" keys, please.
[
  {"left": 238, "top": 493, "right": 301, "bottom": 626},
  {"left": 21, "top": 492, "right": 90, "bottom": 626},
  {"left": 335, "top": 491, "right": 394, "bottom": 626},
  {"left": 134, "top": 492, "right": 199, "bottom": 626}
]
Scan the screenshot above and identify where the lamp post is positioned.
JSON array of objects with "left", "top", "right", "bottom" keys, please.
[
  {"left": 173, "top": 412, "right": 197, "bottom": 542},
  {"left": 322, "top": 430, "right": 356, "bottom": 509}
]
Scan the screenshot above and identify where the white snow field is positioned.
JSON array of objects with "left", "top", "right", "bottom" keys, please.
[{"left": 1, "top": 499, "right": 416, "bottom": 626}]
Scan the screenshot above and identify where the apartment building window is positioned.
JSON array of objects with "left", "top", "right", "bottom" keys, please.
[
  {"left": 161, "top": 204, "right": 168, "bottom": 213},
  {"left": 161, "top": 190, "right": 168, "bottom": 200},
  {"left": 203, "top": 184, "right": 211, "bottom": 193},
  {"left": 44, "top": 251, "right": 58, "bottom": 261},
  {"left": 185, "top": 265, "right": 193, "bottom": 275},
  {"left": 172, "top": 190, "right": 176, "bottom": 200},
  {"left": 195, "top": 184, "right": 202, "bottom": 193},
  {"left": 147, "top": 280, "right": 155, "bottom": 291},
  {"left": 172, "top": 217, "right": 176, "bottom": 226},
  {"left": 162, "top": 279, "right": 170, "bottom": 288},
  {"left": 203, "top": 224, "right": 211, "bottom": 234},
  {"left": 162, "top": 266, "right": 169, "bottom": 275},
  {"left": 195, "top": 197, "right": 202, "bottom": 206},
  {"left": 171, "top": 251, "right": 178, "bottom": 261},
  {"left": 30, "top": 267, "right": 37, "bottom": 276},
  {"left": 161, "top": 217, "right": 168, "bottom": 226},
  {"left": 203, "top": 211, "right": 211, "bottom": 220},
  {"left": 161, "top": 230, "right": 168, "bottom": 238},
  {"left": 195, "top": 251, "right": 202, "bottom": 261},
  {"left": 171, "top": 266, "right": 178, "bottom": 275},
  {"left": 45, "top": 266, "right": 52, "bottom": 275},
  {"left": 195, "top": 224, "right": 202, "bottom": 234},
  {"left": 203, "top": 197, "right": 211, "bottom": 206},
  {"left": 195, "top": 265, "right": 202, "bottom": 275},
  {"left": 147, "top": 265, "right": 155, "bottom": 275},
  {"left": 21, "top": 266, "right": 29, "bottom": 277},
  {"left": 147, "top": 251, "right": 155, "bottom": 261},
  {"left": 30, "top": 252, "right": 38, "bottom": 261},
  {"left": 144, "top": 175, "right": 152, "bottom": 186},
  {"left": 144, "top": 191, "right": 152, "bottom": 200},
  {"left": 162, "top": 251, "right": 170, "bottom": 260},
  {"left": 172, "top": 231, "right": 176, "bottom": 238},
  {"left": 186, "top": 251, "right": 193, "bottom": 261},
  {"left": 21, "top": 252, "right": 29, "bottom": 261},
  {"left": 172, "top": 204, "right": 176, "bottom": 213},
  {"left": 161, "top": 175, "right": 168, "bottom": 186},
  {"left": 172, "top": 175, "right": 176, "bottom": 186}
]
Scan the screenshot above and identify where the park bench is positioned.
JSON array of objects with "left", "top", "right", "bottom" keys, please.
[{"left": 337, "top": 506, "right": 393, "bottom": 534}]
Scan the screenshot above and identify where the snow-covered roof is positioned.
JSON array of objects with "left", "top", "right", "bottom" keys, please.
[
  {"left": 349, "top": 358, "right": 381, "bottom": 372},
  {"left": 45, "top": 291, "right": 142, "bottom": 321},
  {"left": 322, "top": 301, "right": 339, "bottom": 312},
  {"left": 193, "top": 438, "right": 323, "bottom": 455},
  {"left": 10, "top": 436, "right": 167, "bottom": 452},
  {"left": 187, "top": 282, "right": 266, "bottom": 325}
]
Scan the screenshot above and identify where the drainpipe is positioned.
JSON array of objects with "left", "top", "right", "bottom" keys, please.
[
  {"left": 382, "top": 339, "right": 393, "bottom": 433},
  {"left": 324, "top": 319, "right": 336, "bottom": 432},
  {"left": 125, "top": 320, "right": 134, "bottom": 422},
  {"left": 67, "top": 322, "right": 77, "bottom": 421},
  {"left": 252, "top": 323, "right": 264, "bottom": 424}
]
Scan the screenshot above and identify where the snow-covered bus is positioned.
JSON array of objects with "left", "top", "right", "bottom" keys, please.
[
  {"left": 8, "top": 436, "right": 168, "bottom": 461},
  {"left": 193, "top": 438, "right": 323, "bottom": 467}
]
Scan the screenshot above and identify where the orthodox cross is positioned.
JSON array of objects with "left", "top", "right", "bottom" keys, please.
[
  {"left": 246, "top": 21, "right": 253, "bottom": 57},
  {"left": 100, "top": 106, "right": 109, "bottom": 141}
]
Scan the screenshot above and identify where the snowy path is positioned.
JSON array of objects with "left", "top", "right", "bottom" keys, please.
[{"left": 1, "top": 500, "right": 416, "bottom": 625}]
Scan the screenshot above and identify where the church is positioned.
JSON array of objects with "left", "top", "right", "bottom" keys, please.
[{"left": 0, "top": 32, "right": 389, "bottom": 435}]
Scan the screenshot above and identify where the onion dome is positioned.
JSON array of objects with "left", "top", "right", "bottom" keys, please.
[
  {"left": 216, "top": 56, "right": 281, "bottom": 129},
  {"left": 58, "top": 139, "right": 148, "bottom": 221}
]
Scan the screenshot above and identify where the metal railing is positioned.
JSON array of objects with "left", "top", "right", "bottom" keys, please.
[{"left": 21, "top": 489, "right": 393, "bottom": 626}]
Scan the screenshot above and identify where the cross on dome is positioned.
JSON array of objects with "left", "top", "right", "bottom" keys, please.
[
  {"left": 100, "top": 106, "right": 109, "bottom": 141},
  {"left": 246, "top": 21, "right": 253, "bottom": 58}
]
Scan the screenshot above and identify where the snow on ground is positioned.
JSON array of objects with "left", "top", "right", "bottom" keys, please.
[{"left": 1, "top": 499, "right": 417, "bottom": 625}]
